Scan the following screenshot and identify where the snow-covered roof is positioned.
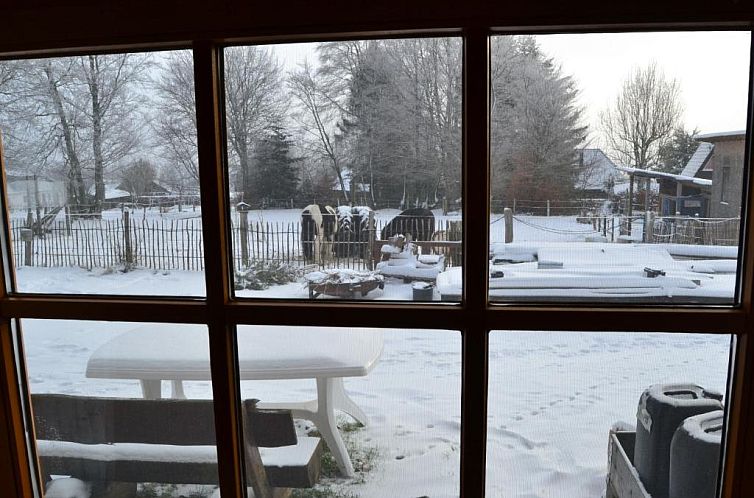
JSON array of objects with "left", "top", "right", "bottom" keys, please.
[
  {"left": 87, "top": 183, "right": 130, "bottom": 200},
  {"left": 681, "top": 142, "right": 714, "bottom": 178},
  {"left": 577, "top": 149, "right": 620, "bottom": 191},
  {"left": 617, "top": 166, "right": 712, "bottom": 187},
  {"left": 696, "top": 130, "right": 746, "bottom": 141}
]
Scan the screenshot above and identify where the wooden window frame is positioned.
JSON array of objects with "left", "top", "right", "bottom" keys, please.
[{"left": 0, "top": 3, "right": 753, "bottom": 498}]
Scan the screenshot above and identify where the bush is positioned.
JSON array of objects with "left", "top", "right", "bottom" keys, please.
[{"left": 234, "top": 261, "right": 301, "bottom": 290}]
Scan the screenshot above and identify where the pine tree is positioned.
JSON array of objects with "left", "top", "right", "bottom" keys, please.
[{"left": 251, "top": 126, "right": 300, "bottom": 204}]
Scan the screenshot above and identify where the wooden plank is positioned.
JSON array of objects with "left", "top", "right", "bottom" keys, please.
[
  {"left": 31, "top": 394, "right": 296, "bottom": 448},
  {"left": 38, "top": 437, "right": 321, "bottom": 488},
  {"left": 606, "top": 431, "right": 651, "bottom": 498}
]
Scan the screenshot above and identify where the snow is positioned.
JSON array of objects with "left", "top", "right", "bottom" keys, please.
[
  {"left": 38, "top": 437, "right": 320, "bottom": 468},
  {"left": 21, "top": 298, "right": 731, "bottom": 498},
  {"left": 680, "top": 411, "right": 725, "bottom": 444},
  {"left": 45, "top": 478, "right": 91, "bottom": 498},
  {"left": 14, "top": 207, "right": 739, "bottom": 496}
]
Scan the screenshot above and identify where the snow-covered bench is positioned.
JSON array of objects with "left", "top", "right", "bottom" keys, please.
[{"left": 32, "top": 393, "right": 323, "bottom": 498}]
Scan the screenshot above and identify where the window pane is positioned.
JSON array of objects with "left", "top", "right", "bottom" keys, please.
[
  {"left": 486, "top": 32, "right": 750, "bottom": 304},
  {"left": 486, "top": 330, "right": 731, "bottom": 497},
  {"left": 0, "top": 50, "right": 205, "bottom": 296},
  {"left": 235, "top": 326, "right": 461, "bottom": 496},
  {"left": 22, "top": 320, "right": 217, "bottom": 497},
  {"left": 223, "top": 39, "right": 462, "bottom": 302}
]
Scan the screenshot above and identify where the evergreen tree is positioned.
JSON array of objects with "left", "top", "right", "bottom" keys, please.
[
  {"left": 491, "top": 36, "right": 587, "bottom": 203},
  {"left": 657, "top": 127, "right": 699, "bottom": 174},
  {"left": 250, "top": 126, "right": 300, "bottom": 204}
]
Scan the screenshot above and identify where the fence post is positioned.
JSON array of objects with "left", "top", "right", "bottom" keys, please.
[
  {"left": 546, "top": 200, "right": 550, "bottom": 217},
  {"left": 504, "top": 207, "right": 513, "bottom": 243},
  {"left": 20, "top": 228, "right": 32, "bottom": 266},
  {"left": 513, "top": 198, "right": 516, "bottom": 214},
  {"left": 644, "top": 211, "right": 655, "bottom": 243},
  {"left": 239, "top": 206, "right": 249, "bottom": 267},
  {"left": 367, "top": 210, "right": 375, "bottom": 270},
  {"left": 123, "top": 209, "right": 133, "bottom": 266}
]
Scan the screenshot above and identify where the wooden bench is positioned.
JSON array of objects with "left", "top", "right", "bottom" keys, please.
[{"left": 32, "top": 394, "right": 323, "bottom": 498}]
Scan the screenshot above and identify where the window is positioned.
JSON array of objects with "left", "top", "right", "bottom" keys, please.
[{"left": 0, "top": 4, "right": 753, "bottom": 498}]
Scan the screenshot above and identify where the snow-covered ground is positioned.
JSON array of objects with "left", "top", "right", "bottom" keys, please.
[
  {"left": 16, "top": 207, "right": 735, "bottom": 497},
  {"left": 24, "top": 317, "right": 730, "bottom": 497}
]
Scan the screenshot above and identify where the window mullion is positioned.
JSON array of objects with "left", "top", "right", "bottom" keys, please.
[
  {"left": 460, "top": 28, "right": 490, "bottom": 498},
  {"left": 194, "top": 42, "right": 245, "bottom": 498}
]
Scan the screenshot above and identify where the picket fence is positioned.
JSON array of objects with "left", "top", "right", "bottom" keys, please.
[{"left": 10, "top": 215, "right": 462, "bottom": 272}]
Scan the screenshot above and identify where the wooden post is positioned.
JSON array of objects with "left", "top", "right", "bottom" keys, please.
[
  {"left": 644, "top": 210, "right": 655, "bottom": 243},
  {"left": 644, "top": 178, "right": 651, "bottom": 214},
  {"left": 513, "top": 198, "right": 516, "bottom": 214},
  {"left": 546, "top": 200, "right": 550, "bottom": 217},
  {"left": 443, "top": 197, "right": 448, "bottom": 215},
  {"left": 123, "top": 209, "right": 133, "bottom": 266},
  {"left": 367, "top": 210, "right": 375, "bottom": 270},
  {"left": 504, "top": 207, "right": 513, "bottom": 243},
  {"left": 20, "top": 229, "right": 32, "bottom": 267},
  {"left": 239, "top": 208, "right": 249, "bottom": 267}
]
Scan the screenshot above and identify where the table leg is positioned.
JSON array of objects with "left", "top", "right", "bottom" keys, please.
[
  {"left": 140, "top": 380, "right": 161, "bottom": 400},
  {"left": 331, "top": 377, "right": 368, "bottom": 426},
  {"left": 315, "top": 377, "right": 355, "bottom": 477},
  {"left": 170, "top": 380, "right": 186, "bottom": 399}
]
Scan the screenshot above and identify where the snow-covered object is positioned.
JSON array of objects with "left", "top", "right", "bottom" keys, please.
[
  {"left": 670, "top": 410, "right": 724, "bottom": 498},
  {"left": 305, "top": 269, "right": 384, "bottom": 286},
  {"left": 45, "top": 478, "right": 91, "bottom": 498},
  {"left": 377, "top": 253, "right": 445, "bottom": 281},
  {"left": 38, "top": 437, "right": 321, "bottom": 467},
  {"left": 381, "top": 244, "right": 402, "bottom": 255}
]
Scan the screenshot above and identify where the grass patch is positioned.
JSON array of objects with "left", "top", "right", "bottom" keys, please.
[{"left": 291, "top": 418, "right": 379, "bottom": 498}]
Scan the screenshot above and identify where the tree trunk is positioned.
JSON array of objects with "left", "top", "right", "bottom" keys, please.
[
  {"left": 89, "top": 56, "right": 105, "bottom": 216},
  {"left": 45, "top": 62, "right": 86, "bottom": 214}
]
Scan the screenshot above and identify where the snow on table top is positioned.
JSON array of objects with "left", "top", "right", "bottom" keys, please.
[{"left": 86, "top": 324, "right": 383, "bottom": 381}]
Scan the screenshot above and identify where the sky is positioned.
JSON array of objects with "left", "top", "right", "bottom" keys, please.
[{"left": 268, "top": 31, "right": 751, "bottom": 146}]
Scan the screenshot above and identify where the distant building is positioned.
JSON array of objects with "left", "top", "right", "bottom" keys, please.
[
  {"left": 576, "top": 148, "right": 621, "bottom": 197},
  {"left": 698, "top": 131, "right": 745, "bottom": 218},
  {"left": 5, "top": 174, "right": 66, "bottom": 212}
]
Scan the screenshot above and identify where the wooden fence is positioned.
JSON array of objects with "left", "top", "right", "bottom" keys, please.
[
  {"left": 648, "top": 216, "right": 740, "bottom": 246},
  {"left": 10, "top": 215, "right": 463, "bottom": 272}
]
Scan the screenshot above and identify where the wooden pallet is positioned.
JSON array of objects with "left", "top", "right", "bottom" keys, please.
[{"left": 606, "top": 431, "right": 651, "bottom": 498}]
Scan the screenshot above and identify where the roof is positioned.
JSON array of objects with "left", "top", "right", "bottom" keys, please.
[
  {"left": 618, "top": 166, "right": 712, "bottom": 187},
  {"left": 696, "top": 130, "right": 746, "bottom": 141},
  {"left": 577, "top": 148, "right": 620, "bottom": 190},
  {"left": 681, "top": 142, "right": 714, "bottom": 178}
]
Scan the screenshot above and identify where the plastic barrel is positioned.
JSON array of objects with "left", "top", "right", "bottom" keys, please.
[
  {"left": 670, "top": 410, "right": 724, "bottom": 498},
  {"left": 633, "top": 384, "right": 723, "bottom": 498}
]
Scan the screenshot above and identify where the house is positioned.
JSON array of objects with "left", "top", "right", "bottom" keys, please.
[
  {"left": 576, "top": 148, "right": 621, "bottom": 197},
  {"left": 4, "top": 174, "right": 66, "bottom": 212},
  {"left": 697, "top": 130, "right": 746, "bottom": 218},
  {"left": 614, "top": 131, "right": 745, "bottom": 218}
]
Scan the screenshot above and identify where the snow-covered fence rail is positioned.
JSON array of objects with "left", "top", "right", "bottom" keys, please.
[{"left": 9, "top": 215, "right": 463, "bottom": 272}]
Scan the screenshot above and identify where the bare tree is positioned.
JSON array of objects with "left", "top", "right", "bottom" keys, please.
[
  {"left": 289, "top": 61, "right": 349, "bottom": 202},
  {"left": 223, "top": 46, "right": 286, "bottom": 203},
  {"left": 74, "top": 54, "right": 149, "bottom": 213},
  {"left": 120, "top": 158, "right": 157, "bottom": 201},
  {"left": 600, "top": 63, "right": 682, "bottom": 169},
  {"left": 152, "top": 52, "right": 199, "bottom": 182}
]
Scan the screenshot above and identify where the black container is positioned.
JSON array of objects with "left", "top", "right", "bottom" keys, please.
[
  {"left": 670, "top": 410, "right": 724, "bottom": 498},
  {"left": 634, "top": 383, "right": 723, "bottom": 498},
  {"left": 412, "top": 283, "right": 434, "bottom": 301}
]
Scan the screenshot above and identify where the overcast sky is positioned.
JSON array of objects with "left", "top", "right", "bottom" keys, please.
[{"left": 270, "top": 31, "right": 751, "bottom": 144}]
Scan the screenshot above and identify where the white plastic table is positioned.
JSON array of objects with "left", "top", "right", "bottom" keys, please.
[{"left": 85, "top": 324, "right": 384, "bottom": 477}]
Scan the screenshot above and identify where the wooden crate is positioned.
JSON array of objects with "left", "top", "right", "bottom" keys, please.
[{"left": 606, "top": 431, "right": 651, "bottom": 498}]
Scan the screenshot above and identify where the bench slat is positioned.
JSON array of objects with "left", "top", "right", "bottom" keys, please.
[
  {"left": 38, "top": 438, "right": 322, "bottom": 488},
  {"left": 32, "top": 394, "right": 296, "bottom": 447}
]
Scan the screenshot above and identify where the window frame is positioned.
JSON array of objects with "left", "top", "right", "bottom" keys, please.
[{"left": 0, "top": 4, "right": 752, "bottom": 498}]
